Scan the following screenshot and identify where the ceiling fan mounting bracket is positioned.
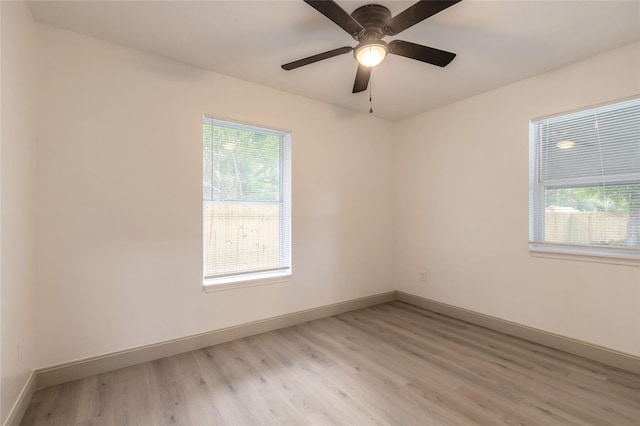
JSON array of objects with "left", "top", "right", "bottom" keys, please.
[{"left": 350, "top": 4, "right": 392, "bottom": 41}]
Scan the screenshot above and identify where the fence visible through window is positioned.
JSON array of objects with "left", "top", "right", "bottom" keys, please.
[{"left": 203, "top": 202, "right": 281, "bottom": 277}]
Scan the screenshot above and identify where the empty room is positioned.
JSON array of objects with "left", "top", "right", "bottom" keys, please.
[{"left": 2, "top": 0, "right": 640, "bottom": 425}]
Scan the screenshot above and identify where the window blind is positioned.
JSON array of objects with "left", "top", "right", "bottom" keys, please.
[
  {"left": 203, "top": 117, "right": 292, "bottom": 280},
  {"left": 529, "top": 96, "right": 640, "bottom": 256}
]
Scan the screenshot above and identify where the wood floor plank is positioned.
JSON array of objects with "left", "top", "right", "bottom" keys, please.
[
  {"left": 21, "top": 301, "right": 640, "bottom": 425},
  {"left": 357, "top": 305, "right": 638, "bottom": 423},
  {"left": 357, "top": 304, "right": 635, "bottom": 425}
]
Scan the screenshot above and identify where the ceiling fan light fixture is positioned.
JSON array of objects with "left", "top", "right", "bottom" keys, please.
[{"left": 355, "top": 42, "right": 388, "bottom": 67}]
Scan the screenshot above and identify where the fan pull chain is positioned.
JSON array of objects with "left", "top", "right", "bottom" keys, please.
[{"left": 369, "top": 68, "right": 374, "bottom": 114}]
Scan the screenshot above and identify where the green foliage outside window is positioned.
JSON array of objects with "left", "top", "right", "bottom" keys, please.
[{"left": 203, "top": 123, "right": 281, "bottom": 202}]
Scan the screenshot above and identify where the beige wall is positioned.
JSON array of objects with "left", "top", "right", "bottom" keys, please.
[
  {"left": 35, "top": 25, "right": 395, "bottom": 368},
  {"left": 394, "top": 42, "right": 640, "bottom": 356},
  {"left": 1, "top": 1, "right": 37, "bottom": 423}
]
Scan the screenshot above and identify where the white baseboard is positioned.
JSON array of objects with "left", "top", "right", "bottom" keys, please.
[
  {"left": 397, "top": 291, "right": 640, "bottom": 375},
  {"left": 3, "top": 370, "right": 36, "bottom": 426},
  {"left": 36, "top": 291, "right": 397, "bottom": 389},
  {"left": 34, "top": 289, "right": 640, "bottom": 392}
]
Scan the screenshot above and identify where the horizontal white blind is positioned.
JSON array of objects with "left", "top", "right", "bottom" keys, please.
[
  {"left": 529, "top": 97, "right": 640, "bottom": 254},
  {"left": 203, "top": 117, "right": 291, "bottom": 279}
]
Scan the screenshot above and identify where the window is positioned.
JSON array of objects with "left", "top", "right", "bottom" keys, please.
[
  {"left": 529, "top": 96, "right": 640, "bottom": 261},
  {"left": 203, "top": 116, "right": 291, "bottom": 288}
]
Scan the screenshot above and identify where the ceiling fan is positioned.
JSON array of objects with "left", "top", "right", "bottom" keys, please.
[{"left": 282, "top": 0, "right": 462, "bottom": 93}]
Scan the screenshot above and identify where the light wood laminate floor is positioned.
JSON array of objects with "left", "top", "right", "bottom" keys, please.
[{"left": 22, "top": 301, "right": 640, "bottom": 425}]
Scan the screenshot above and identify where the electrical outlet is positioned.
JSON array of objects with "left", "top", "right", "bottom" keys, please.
[{"left": 420, "top": 271, "right": 427, "bottom": 282}]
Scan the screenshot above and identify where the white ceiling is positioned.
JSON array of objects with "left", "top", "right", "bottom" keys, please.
[{"left": 27, "top": 0, "right": 640, "bottom": 121}]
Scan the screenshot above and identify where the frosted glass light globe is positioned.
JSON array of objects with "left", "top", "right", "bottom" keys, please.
[{"left": 355, "top": 43, "right": 387, "bottom": 67}]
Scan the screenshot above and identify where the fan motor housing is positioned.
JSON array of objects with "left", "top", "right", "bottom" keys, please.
[{"left": 351, "top": 4, "right": 391, "bottom": 40}]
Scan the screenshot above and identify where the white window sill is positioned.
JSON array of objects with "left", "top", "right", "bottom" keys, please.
[
  {"left": 529, "top": 243, "right": 640, "bottom": 267},
  {"left": 203, "top": 270, "right": 292, "bottom": 292}
]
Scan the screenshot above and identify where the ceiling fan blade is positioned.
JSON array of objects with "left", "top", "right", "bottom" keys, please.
[
  {"left": 385, "top": 0, "right": 462, "bottom": 36},
  {"left": 389, "top": 40, "right": 456, "bottom": 67},
  {"left": 304, "top": 0, "right": 364, "bottom": 37},
  {"left": 282, "top": 46, "right": 353, "bottom": 70},
  {"left": 352, "top": 64, "right": 371, "bottom": 93}
]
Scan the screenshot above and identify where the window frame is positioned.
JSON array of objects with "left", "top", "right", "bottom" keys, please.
[
  {"left": 528, "top": 96, "right": 640, "bottom": 264},
  {"left": 202, "top": 116, "right": 292, "bottom": 290}
]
